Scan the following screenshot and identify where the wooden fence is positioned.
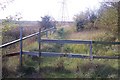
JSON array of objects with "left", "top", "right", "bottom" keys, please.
[{"left": 1, "top": 27, "right": 120, "bottom": 66}]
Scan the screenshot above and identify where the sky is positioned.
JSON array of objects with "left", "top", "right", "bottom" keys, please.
[{"left": 0, "top": 0, "right": 103, "bottom": 21}]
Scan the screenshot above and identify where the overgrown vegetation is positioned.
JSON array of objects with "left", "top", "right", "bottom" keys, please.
[{"left": 1, "top": 1, "right": 119, "bottom": 79}]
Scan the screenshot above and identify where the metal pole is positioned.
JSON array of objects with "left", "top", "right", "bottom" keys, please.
[
  {"left": 90, "top": 41, "right": 93, "bottom": 60},
  {"left": 20, "top": 27, "right": 23, "bottom": 66}
]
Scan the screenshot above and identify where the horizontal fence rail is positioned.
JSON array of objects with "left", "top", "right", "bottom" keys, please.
[
  {"left": 41, "top": 39, "right": 91, "bottom": 44},
  {"left": 3, "top": 51, "right": 119, "bottom": 59},
  {"left": 1, "top": 26, "right": 120, "bottom": 67},
  {"left": 23, "top": 52, "right": 119, "bottom": 59},
  {"left": 1, "top": 27, "right": 120, "bottom": 60},
  {"left": 92, "top": 41, "right": 120, "bottom": 45},
  {"left": 41, "top": 39, "right": 120, "bottom": 45},
  {"left": 1, "top": 27, "right": 120, "bottom": 48},
  {"left": 2, "top": 52, "right": 19, "bottom": 58},
  {"left": 0, "top": 27, "right": 55, "bottom": 48}
]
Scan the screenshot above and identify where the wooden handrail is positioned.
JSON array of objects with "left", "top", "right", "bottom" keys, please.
[
  {"left": 1, "top": 37, "right": 120, "bottom": 48},
  {"left": 0, "top": 27, "right": 55, "bottom": 48}
]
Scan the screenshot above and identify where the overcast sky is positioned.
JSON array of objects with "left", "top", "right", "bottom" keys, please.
[{"left": 0, "top": 0, "right": 103, "bottom": 21}]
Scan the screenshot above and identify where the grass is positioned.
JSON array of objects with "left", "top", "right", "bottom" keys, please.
[
  {"left": 68, "top": 29, "right": 106, "bottom": 40},
  {"left": 23, "top": 57, "right": 118, "bottom": 78},
  {"left": 2, "top": 25, "right": 119, "bottom": 78},
  {"left": 21, "top": 25, "right": 119, "bottom": 78},
  {"left": 2, "top": 25, "right": 39, "bottom": 78}
]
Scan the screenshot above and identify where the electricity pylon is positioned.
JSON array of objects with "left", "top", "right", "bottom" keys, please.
[{"left": 60, "top": 0, "right": 69, "bottom": 26}]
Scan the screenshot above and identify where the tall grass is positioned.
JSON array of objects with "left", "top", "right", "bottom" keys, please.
[
  {"left": 2, "top": 25, "right": 40, "bottom": 78},
  {"left": 20, "top": 25, "right": 119, "bottom": 78},
  {"left": 2, "top": 24, "right": 119, "bottom": 78}
]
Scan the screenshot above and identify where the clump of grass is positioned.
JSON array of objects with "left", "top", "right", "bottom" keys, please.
[
  {"left": 41, "top": 43, "right": 62, "bottom": 52},
  {"left": 75, "top": 60, "right": 118, "bottom": 78},
  {"left": 63, "top": 44, "right": 89, "bottom": 54},
  {"left": 16, "top": 65, "right": 36, "bottom": 77},
  {"left": 24, "top": 42, "right": 39, "bottom": 51},
  {"left": 2, "top": 56, "right": 20, "bottom": 78},
  {"left": 55, "top": 58, "right": 65, "bottom": 71}
]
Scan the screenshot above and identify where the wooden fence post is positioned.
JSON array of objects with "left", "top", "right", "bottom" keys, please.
[
  {"left": 46, "top": 31, "right": 48, "bottom": 38},
  {"left": 38, "top": 28, "right": 41, "bottom": 73},
  {"left": 90, "top": 41, "right": 93, "bottom": 60},
  {"left": 38, "top": 28, "right": 41, "bottom": 57},
  {"left": 20, "top": 27, "right": 23, "bottom": 66}
]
